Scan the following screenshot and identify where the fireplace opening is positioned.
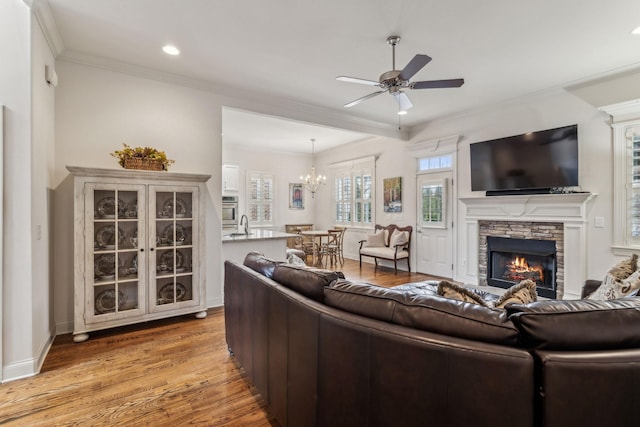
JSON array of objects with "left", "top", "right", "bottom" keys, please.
[{"left": 486, "top": 236, "right": 557, "bottom": 299}]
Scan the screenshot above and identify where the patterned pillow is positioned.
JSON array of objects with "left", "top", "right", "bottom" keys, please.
[
  {"left": 588, "top": 254, "right": 639, "bottom": 300},
  {"left": 493, "top": 279, "right": 538, "bottom": 308},
  {"left": 437, "top": 281, "right": 489, "bottom": 307},
  {"left": 364, "top": 230, "right": 386, "bottom": 247}
]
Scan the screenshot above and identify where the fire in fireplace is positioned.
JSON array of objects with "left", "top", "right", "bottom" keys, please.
[{"left": 486, "top": 236, "right": 557, "bottom": 299}]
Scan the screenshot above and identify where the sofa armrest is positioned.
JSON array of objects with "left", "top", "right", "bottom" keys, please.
[{"left": 581, "top": 279, "right": 602, "bottom": 299}]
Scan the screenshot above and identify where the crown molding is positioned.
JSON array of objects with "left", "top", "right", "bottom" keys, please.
[
  {"left": 408, "top": 134, "right": 460, "bottom": 157},
  {"left": 29, "top": 0, "right": 64, "bottom": 56},
  {"left": 599, "top": 99, "right": 640, "bottom": 119},
  {"left": 57, "top": 50, "right": 408, "bottom": 141}
]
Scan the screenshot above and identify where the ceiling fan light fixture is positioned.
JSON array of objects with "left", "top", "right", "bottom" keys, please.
[
  {"left": 162, "top": 44, "right": 180, "bottom": 56},
  {"left": 338, "top": 35, "right": 464, "bottom": 113}
]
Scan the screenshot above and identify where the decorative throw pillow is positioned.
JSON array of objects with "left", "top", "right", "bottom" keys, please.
[
  {"left": 437, "top": 281, "right": 489, "bottom": 307},
  {"left": 493, "top": 279, "right": 538, "bottom": 308},
  {"left": 588, "top": 254, "right": 639, "bottom": 300},
  {"left": 364, "top": 230, "right": 386, "bottom": 247},
  {"left": 389, "top": 229, "right": 409, "bottom": 248},
  {"left": 287, "top": 253, "right": 306, "bottom": 266}
]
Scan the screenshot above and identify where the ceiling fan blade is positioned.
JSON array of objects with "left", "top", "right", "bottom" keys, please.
[
  {"left": 393, "top": 92, "right": 414, "bottom": 111},
  {"left": 399, "top": 54, "right": 432, "bottom": 81},
  {"left": 344, "top": 90, "right": 386, "bottom": 108},
  {"left": 411, "top": 78, "right": 465, "bottom": 89},
  {"left": 336, "top": 76, "right": 381, "bottom": 86}
]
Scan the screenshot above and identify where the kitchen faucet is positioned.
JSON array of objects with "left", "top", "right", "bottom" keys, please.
[{"left": 239, "top": 214, "right": 249, "bottom": 235}]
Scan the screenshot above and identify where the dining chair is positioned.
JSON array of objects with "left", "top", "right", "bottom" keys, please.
[
  {"left": 319, "top": 228, "right": 345, "bottom": 268},
  {"left": 294, "top": 228, "right": 316, "bottom": 264},
  {"left": 334, "top": 227, "right": 347, "bottom": 265}
]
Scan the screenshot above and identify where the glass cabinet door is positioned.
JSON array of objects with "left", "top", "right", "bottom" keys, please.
[
  {"left": 149, "top": 186, "right": 200, "bottom": 312},
  {"left": 85, "top": 184, "right": 146, "bottom": 323}
]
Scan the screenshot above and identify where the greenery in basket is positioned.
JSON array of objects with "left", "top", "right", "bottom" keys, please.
[{"left": 111, "top": 144, "right": 175, "bottom": 170}]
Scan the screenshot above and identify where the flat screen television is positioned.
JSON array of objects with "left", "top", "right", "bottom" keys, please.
[{"left": 469, "top": 124, "right": 578, "bottom": 194}]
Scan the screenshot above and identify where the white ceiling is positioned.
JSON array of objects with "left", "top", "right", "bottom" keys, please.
[
  {"left": 46, "top": 0, "right": 640, "bottom": 152},
  {"left": 222, "top": 108, "right": 371, "bottom": 154}
]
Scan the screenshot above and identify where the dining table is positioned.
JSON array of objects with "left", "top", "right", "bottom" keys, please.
[{"left": 299, "top": 230, "right": 332, "bottom": 267}]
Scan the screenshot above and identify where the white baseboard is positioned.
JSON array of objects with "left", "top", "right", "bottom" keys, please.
[{"left": 3, "top": 358, "right": 37, "bottom": 383}]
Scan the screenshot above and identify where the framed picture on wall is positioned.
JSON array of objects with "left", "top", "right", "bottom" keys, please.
[
  {"left": 289, "top": 183, "right": 304, "bottom": 210},
  {"left": 383, "top": 177, "right": 402, "bottom": 212}
]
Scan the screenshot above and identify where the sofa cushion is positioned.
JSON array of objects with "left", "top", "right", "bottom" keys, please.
[
  {"left": 437, "top": 281, "right": 490, "bottom": 307},
  {"left": 392, "top": 281, "right": 440, "bottom": 296},
  {"left": 272, "top": 264, "right": 344, "bottom": 302},
  {"left": 588, "top": 254, "right": 640, "bottom": 300},
  {"left": 325, "top": 280, "right": 520, "bottom": 346},
  {"left": 243, "top": 251, "right": 283, "bottom": 278},
  {"left": 394, "top": 281, "right": 501, "bottom": 303},
  {"left": 507, "top": 297, "right": 640, "bottom": 350},
  {"left": 493, "top": 280, "right": 537, "bottom": 309},
  {"left": 363, "top": 230, "right": 386, "bottom": 247}
]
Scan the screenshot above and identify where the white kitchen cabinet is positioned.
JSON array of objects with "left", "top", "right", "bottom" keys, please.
[
  {"left": 222, "top": 164, "right": 239, "bottom": 193},
  {"left": 67, "top": 166, "right": 211, "bottom": 342}
]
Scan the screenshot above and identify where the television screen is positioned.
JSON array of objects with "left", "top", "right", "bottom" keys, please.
[{"left": 470, "top": 125, "right": 578, "bottom": 192}]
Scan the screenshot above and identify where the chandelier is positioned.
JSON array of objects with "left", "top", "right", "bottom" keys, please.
[{"left": 300, "top": 138, "right": 326, "bottom": 198}]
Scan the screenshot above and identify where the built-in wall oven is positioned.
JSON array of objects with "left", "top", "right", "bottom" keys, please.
[{"left": 222, "top": 195, "right": 239, "bottom": 229}]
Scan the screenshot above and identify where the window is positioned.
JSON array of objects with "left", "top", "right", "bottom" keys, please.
[
  {"left": 418, "top": 177, "right": 447, "bottom": 228},
  {"left": 601, "top": 100, "right": 640, "bottom": 252},
  {"left": 418, "top": 154, "right": 453, "bottom": 172},
  {"left": 331, "top": 157, "right": 375, "bottom": 227},
  {"left": 631, "top": 128, "right": 640, "bottom": 241},
  {"left": 421, "top": 181, "right": 444, "bottom": 223},
  {"left": 247, "top": 172, "right": 274, "bottom": 226}
]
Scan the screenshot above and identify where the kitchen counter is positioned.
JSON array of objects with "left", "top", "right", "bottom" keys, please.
[
  {"left": 222, "top": 229, "right": 299, "bottom": 263},
  {"left": 222, "top": 229, "right": 298, "bottom": 243}
]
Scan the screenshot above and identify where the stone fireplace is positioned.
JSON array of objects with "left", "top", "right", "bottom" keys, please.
[{"left": 460, "top": 193, "right": 595, "bottom": 299}]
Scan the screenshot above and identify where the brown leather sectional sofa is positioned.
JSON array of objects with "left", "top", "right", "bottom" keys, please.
[{"left": 224, "top": 255, "right": 640, "bottom": 427}]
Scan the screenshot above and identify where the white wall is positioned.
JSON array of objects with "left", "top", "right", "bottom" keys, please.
[
  {"left": 53, "top": 61, "right": 224, "bottom": 333},
  {"left": 222, "top": 145, "right": 315, "bottom": 229},
  {"left": 0, "top": 0, "right": 52, "bottom": 380},
  {"left": 31, "top": 4, "right": 57, "bottom": 375}
]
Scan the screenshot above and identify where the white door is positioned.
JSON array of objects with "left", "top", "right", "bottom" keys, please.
[{"left": 416, "top": 171, "right": 453, "bottom": 278}]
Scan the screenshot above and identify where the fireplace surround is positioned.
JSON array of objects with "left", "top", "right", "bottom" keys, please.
[{"left": 460, "top": 193, "right": 595, "bottom": 299}]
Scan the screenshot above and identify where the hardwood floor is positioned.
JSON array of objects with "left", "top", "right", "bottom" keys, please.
[{"left": 0, "top": 259, "right": 441, "bottom": 426}]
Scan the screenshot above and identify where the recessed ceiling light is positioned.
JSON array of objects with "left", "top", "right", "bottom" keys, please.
[
  {"left": 397, "top": 110, "right": 408, "bottom": 115},
  {"left": 632, "top": 26, "right": 640, "bottom": 35},
  {"left": 162, "top": 44, "right": 180, "bottom": 56}
]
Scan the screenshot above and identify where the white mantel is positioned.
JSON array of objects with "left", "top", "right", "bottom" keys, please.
[{"left": 459, "top": 193, "right": 596, "bottom": 299}]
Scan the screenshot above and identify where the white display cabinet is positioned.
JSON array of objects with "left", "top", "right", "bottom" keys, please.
[{"left": 67, "top": 166, "right": 211, "bottom": 342}]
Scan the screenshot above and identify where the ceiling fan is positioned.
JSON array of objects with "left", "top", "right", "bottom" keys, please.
[{"left": 337, "top": 36, "right": 464, "bottom": 113}]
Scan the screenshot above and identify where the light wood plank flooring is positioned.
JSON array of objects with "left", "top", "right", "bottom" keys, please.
[{"left": 0, "top": 259, "right": 441, "bottom": 426}]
